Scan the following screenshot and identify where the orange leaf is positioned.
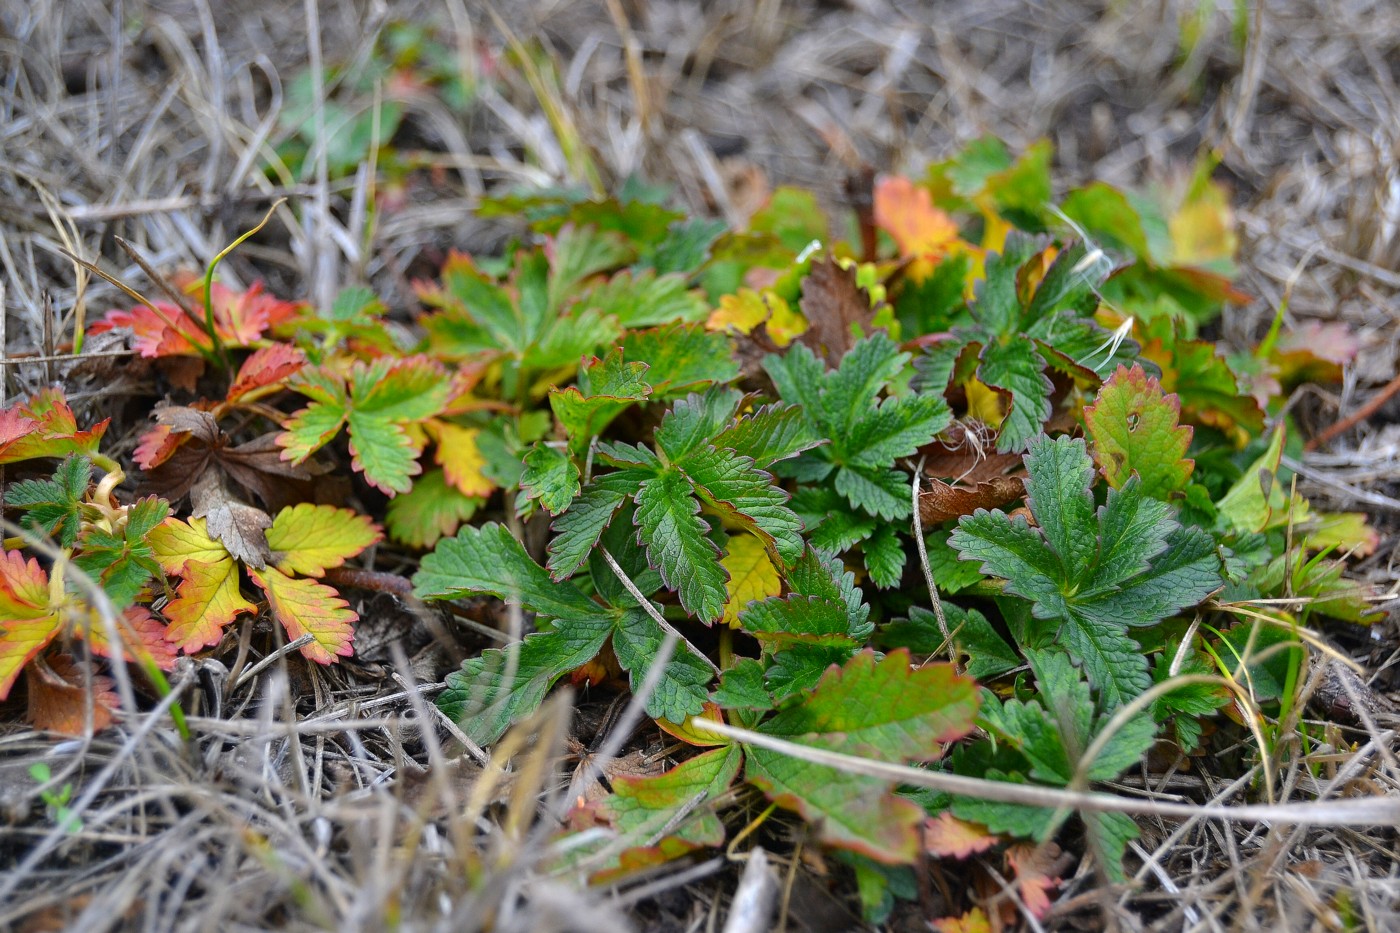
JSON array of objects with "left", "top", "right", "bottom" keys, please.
[
  {"left": 923, "top": 813, "right": 999, "bottom": 859},
  {"left": 0, "top": 550, "right": 59, "bottom": 700},
  {"left": 874, "top": 175, "right": 960, "bottom": 259},
  {"left": 134, "top": 423, "right": 182, "bottom": 470},
  {"left": 266, "top": 503, "right": 382, "bottom": 577},
  {"left": 162, "top": 557, "right": 256, "bottom": 652},
  {"left": 248, "top": 566, "right": 356, "bottom": 664},
  {"left": 27, "top": 654, "right": 119, "bottom": 736},
  {"left": 1006, "top": 842, "right": 1063, "bottom": 920},
  {"left": 0, "top": 388, "right": 109, "bottom": 464}
]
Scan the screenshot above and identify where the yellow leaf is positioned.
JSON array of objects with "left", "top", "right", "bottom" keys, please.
[
  {"left": 707, "top": 289, "right": 807, "bottom": 347},
  {"left": 656, "top": 702, "right": 730, "bottom": 747},
  {"left": 267, "top": 503, "right": 383, "bottom": 577},
  {"left": 708, "top": 290, "right": 768, "bottom": 335},
  {"left": 1169, "top": 190, "right": 1237, "bottom": 267},
  {"left": 965, "top": 378, "right": 1007, "bottom": 429},
  {"left": 719, "top": 534, "right": 782, "bottom": 628},
  {"left": 148, "top": 516, "right": 229, "bottom": 575},
  {"left": 248, "top": 566, "right": 356, "bottom": 664},
  {"left": 933, "top": 907, "right": 991, "bottom": 933},
  {"left": 432, "top": 421, "right": 495, "bottom": 497}
]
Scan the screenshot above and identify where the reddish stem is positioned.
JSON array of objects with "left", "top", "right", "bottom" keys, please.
[{"left": 1305, "top": 370, "right": 1400, "bottom": 451}]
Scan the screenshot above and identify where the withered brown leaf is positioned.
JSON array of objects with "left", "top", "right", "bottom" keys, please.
[{"left": 797, "top": 257, "right": 877, "bottom": 366}]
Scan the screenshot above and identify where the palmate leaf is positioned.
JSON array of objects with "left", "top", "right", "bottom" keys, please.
[
  {"left": 950, "top": 436, "right": 1222, "bottom": 707},
  {"left": 746, "top": 649, "right": 979, "bottom": 863},
  {"left": 710, "top": 403, "right": 822, "bottom": 469},
  {"left": 977, "top": 336, "right": 1053, "bottom": 453},
  {"left": 549, "top": 349, "right": 652, "bottom": 454},
  {"left": 0, "top": 388, "right": 109, "bottom": 465},
  {"left": 546, "top": 472, "right": 647, "bottom": 579},
  {"left": 384, "top": 469, "right": 483, "bottom": 548},
  {"left": 680, "top": 444, "right": 805, "bottom": 566},
  {"left": 622, "top": 324, "right": 739, "bottom": 397},
  {"left": 149, "top": 515, "right": 255, "bottom": 651},
  {"left": 0, "top": 550, "right": 59, "bottom": 699},
  {"left": 611, "top": 609, "right": 711, "bottom": 724},
  {"left": 73, "top": 497, "right": 169, "bottom": 609},
  {"left": 278, "top": 357, "right": 451, "bottom": 495}
]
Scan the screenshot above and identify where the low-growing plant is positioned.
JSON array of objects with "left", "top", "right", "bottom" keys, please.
[{"left": 0, "top": 136, "right": 1381, "bottom": 926}]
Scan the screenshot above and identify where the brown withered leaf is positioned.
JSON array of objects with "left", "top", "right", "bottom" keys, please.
[
  {"left": 798, "top": 257, "right": 877, "bottom": 366},
  {"left": 142, "top": 409, "right": 315, "bottom": 511},
  {"left": 919, "top": 476, "right": 1026, "bottom": 524},
  {"left": 919, "top": 422, "right": 1024, "bottom": 486},
  {"left": 220, "top": 431, "right": 320, "bottom": 511},
  {"left": 190, "top": 470, "right": 272, "bottom": 567},
  {"left": 27, "top": 654, "right": 119, "bottom": 736}
]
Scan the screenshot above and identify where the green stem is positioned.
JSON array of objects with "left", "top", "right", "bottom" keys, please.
[
  {"left": 139, "top": 658, "right": 191, "bottom": 743},
  {"left": 202, "top": 198, "right": 287, "bottom": 371}
]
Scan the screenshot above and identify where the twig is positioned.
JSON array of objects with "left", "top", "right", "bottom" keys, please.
[
  {"left": 231, "top": 634, "right": 315, "bottom": 692},
  {"left": 1305, "top": 370, "right": 1400, "bottom": 451},
  {"left": 911, "top": 459, "right": 959, "bottom": 671},
  {"left": 601, "top": 549, "right": 721, "bottom": 676}
]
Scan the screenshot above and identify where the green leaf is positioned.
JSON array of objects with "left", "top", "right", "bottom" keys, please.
[
  {"left": 1083, "top": 811, "right": 1139, "bottom": 884},
  {"left": 834, "top": 466, "right": 910, "bottom": 521},
  {"left": 547, "top": 473, "right": 644, "bottom": 579},
  {"left": 785, "top": 546, "right": 872, "bottom": 640},
  {"left": 438, "top": 616, "right": 614, "bottom": 745},
  {"left": 1085, "top": 364, "right": 1195, "bottom": 498},
  {"left": 738, "top": 595, "right": 858, "bottom": 649},
  {"left": 746, "top": 649, "right": 979, "bottom": 862},
  {"left": 611, "top": 609, "right": 712, "bottom": 724},
  {"left": 950, "top": 436, "right": 1222, "bottom": 707},
  {"left": 547, "top": 225, "right": 634, "bottom": 311},
  {"left": 549, "top": 349, "right": 652, "bottom": 453},
  {"left": 655, "top": 390, "right": 743, "bottom": 462},
  {"left": 969, "top": 233, "right": 1042, "bottom": 336},
  {"left": 879, "top": 605, "right": 1020, "bottom": 681},
  {"left": 633, "top": 469, "right": 728, "bottom": 622},
  {"left": 644, "top": 217, "right": 727, "bottom": 275},
  {"left": 977, "top": 335, "right": 1052, "bottom": 453},
  {"left": 862, "top": 523, "right": 905, "bottom": 588},
  {"left": 711, "top": 657, "right": 773, "bottom": 711},
  {"left": 846, "top": 394, "right": 951, "bottom": 470},
  {"left": 623, "top": 324, "right": 739, "bottom": 396},
  {"left": 5, "top": 455, "right": 90, "bottom": 547},
  {"left": 73, "top": 496, "right": 169, "bottom": 608},
  {"left": 709, "top": 403, "right": 823, "bottom": 468},
  {"left": 414, "top": 523, "right": 602, "bottom": 622},
  {"left": 520, "top": 443, "right": 581, "bottom": 515},
  {"left": 680, "top": 444, "right": 805, "bottom": 566},
  {"left": 577, "top": 270, "right": 707, "bottom": 328},
  {"left": 384, "top": 469, "right": 482, "bottom": 548}
]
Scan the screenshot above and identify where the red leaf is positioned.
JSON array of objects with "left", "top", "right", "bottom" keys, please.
[
  {"left": 923, "top": 813, "right": 999, "bottom": 859},
  {"left": 228, "top": 344, "right": 307, "bottom": 402}
]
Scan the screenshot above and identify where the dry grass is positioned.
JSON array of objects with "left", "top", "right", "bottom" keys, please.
[{"left": 1, "top": 0, "right": 1398, "bottom": 929}]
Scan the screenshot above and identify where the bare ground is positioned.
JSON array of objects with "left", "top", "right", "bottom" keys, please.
[{"left": 1, "top": 1, "right": 1399, "bottom": 930}]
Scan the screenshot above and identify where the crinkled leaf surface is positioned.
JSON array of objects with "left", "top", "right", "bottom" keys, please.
[{"left": 1085, "top": 364, "right": 1194, "bottom": 498}]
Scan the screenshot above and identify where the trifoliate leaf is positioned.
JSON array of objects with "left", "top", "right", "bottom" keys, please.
[
  {"left": 633, "top": 469, "right": 727, "bottom": 623},
  {"left": 1085, "top": 364, "right": 1194, "bottom": 498},
  {"left": 520, "top": 443, "right": 581, "bottom": 515},
  {"left": 265, "top": 504, "right": 381, "bottom": 577},
  {"left": 4, "top": 455, "right": 90, "bottom": 547}
]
